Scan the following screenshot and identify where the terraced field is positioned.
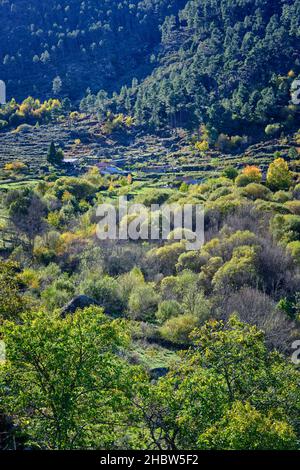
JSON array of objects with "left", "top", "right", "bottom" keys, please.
[{"left": 0, "top": 116, "right": 299, "bottom": 186}]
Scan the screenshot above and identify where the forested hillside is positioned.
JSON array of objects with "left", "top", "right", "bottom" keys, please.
[
  {"left": 83, "top": 0, "right": 300, "bottom": 135},
  {"left": 1, "top": 0, "right": 300, "bottom": 136},
  {"left": 134, "top": 0, "right": 300, "bottom": 133},
  {"left": 0, "top": 0, "right": 186, "bottom": 99}
]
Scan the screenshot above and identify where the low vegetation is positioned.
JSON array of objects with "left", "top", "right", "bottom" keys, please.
[{"left": 1, "top": 149, "right": 300, "bottom": 449}]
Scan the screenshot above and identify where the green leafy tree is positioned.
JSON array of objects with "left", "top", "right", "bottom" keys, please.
[
  {"left": 198, "top": 402, "right": 297, "bottom": 450},
  {"left": 0, "top": 261, "right": 28, "bottom": 323},
  {"left": 137, "top": 317, "right": 300, "bottom": 450},
  {"left": 159, "top": 313, "right": 200, "bottom": 344},
  {"left": 0, "top": 307, "right": 138, "bottom": 449}
]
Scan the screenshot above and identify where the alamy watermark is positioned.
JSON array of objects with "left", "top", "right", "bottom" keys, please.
[
  {"left": 0, "top": 80, "right": 6, "bottom": 105},
  {"left": 291, "top": 79, "right": 300, "bottom": 105},
  {"left": 291, "top": 340, "right": 300, "bottom": 365},
  {"left": 0, "top": 340, "right": 5, "bottom": 362},
  {"left": 96, "top": 197, "right": 204, "bottom": 250}
]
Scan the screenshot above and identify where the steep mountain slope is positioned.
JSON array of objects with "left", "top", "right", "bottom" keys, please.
[
  {"left": 0, "top": 0, "right": 186, "bottom": 100},
  {"left": 1, "top": 0, "right": 300, "bottom": 136}
]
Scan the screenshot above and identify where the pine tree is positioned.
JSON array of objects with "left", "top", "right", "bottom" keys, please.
[
  {"left": 47, "top": 142, "right": 63, "bottom": 166},
  {"left": 52, "top": 76, "right": 62, "bottom": 95},
  {"left": 47, "top": 142, "right": 56, "bottom": 165}
]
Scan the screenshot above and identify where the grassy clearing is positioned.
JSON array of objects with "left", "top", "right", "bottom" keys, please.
[{"left": 130, "top": 340, "right": 179, "bottom": 370}]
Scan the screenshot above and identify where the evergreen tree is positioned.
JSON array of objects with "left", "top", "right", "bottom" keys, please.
[
  {"left": 52, "top": 76, "right": 62, "bottom": 96},
  {"left": 47, "top": 142, "right": 64, "bottom": 166}
]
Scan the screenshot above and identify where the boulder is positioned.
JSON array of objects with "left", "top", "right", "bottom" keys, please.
[{"left": 61, "top": 295, "right": 100, "bottom": 317}]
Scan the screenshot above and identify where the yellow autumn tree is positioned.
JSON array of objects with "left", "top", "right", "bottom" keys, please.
[
  {"left": 4, "top": 161, "right": 27, "bottom": 173},
  {"left": 195, "top": 140, "right": 209, "bottom": 153},
  {"left": 267, "top": 158, "right": 292, "bottom": 190}
]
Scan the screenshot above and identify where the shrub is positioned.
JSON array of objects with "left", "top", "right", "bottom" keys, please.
[
  {"left": 265, "top": 123, "right": 282, "bottom": 136},
  {"left": 270, "top": 214, "right": 300, "bottom": 245},
  {"left": 52, "top": 176, "right": 97, "bottom": 201},
  {"left": 147, "top": 242, "right": 186, "bottom": 276},
  {"left": 159, "top": 313, "right": 199, "bottom": 344},
  {"left": 205, "top": 196, "right": 244, "bottom": 218},
  {"left": 128, "top": 284, "right": 160, "bottom": 320},
  {"left": 69, "top": 111, "right": 83, "bottom": 120},
  {"left": 41, "top": 277, "right": 75, "bottom": 310},
  {"left": 288, "top": 147, "right": 298, "bottom": 160},
  {"left": 208, "top": 186, "right": 232, "bottom": 201},
  {"left": 215, "top": 134, "right": 245, "bottom": 152},
  {"left": 285, "top": 201, "right": 300, "bottom": 215},
  {"left": 167, "top": 228, "right": 196, "bottom": 243},
  {"left": 199, "top": 256, "right": 224, "bottom": 293},
  {"left": 3, "top": 161, "right": 28, "bottom": 173},
  {"left": 293, "top": 183, "right": 300, "bottom": 199},
  {"left": 255, "top": 200, "right": 290, "bottom": 215},
  {"left": 219, "top": 287, "right": 295, "bottom": 351},
  {"left": 273, "top": 191, "right": 292, "bottom": 203},
  {"left": 242, "top": 165, "right": 262, "bottom": 183},
  {"left": 236, "top": 166, "right": 262, "bottom": 187},
  {"left": 217, "top": 230, "right": 258, "bottom": 261},
  {"left": 80, "top": 275, "right": 123, "bottom": 314},
  {"left": 0, "top": 260, "right": 28, "bottom": 322},
  {"left": 236, "top": 174, "right": 251, "bottom": 187},
  {"left": 0, "top": 119, "right": 8, "bottom": 129},
  {"left": 12, "top": 123, "right": 33, "bottom": 133},
  {"left": 206, "top": 177, "right": 233, "bottom": 190},
  {"left": 117, "top": 267, "right": 145, "bottom": 305},
  {"left": 176, "top": 251, "right": 209, "bottom": 273},
  {"left": 156, "top": 300, "right": 182, "bottom": 323},
  {"left": 212, "top": 246, "right": 257, "bottom": 293},
  {"left": 135, "top": 189, "right": 171, "bottom": 207},
  {"left": 287, "top": 241, "right": 300, "bottom": 266},
  {"left": 179, "top": 182, "right": 189, "bottom": 192},
  {"left": 241, "top": 183, "right": 272, "bottom": 201},
  {"left": 195, "top": 140, "right": 209, "bottom": 153},
  {"left": 235, "top": 174, "right": 248, "bottom": 188}
]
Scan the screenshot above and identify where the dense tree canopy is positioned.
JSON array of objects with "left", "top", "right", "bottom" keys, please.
[
  {"left": 81, "top": 0, "right": 300, "bottom": 135},
  {"left": 0, "top": 0, "right": 186, "bottom": 100},
  {"left": 1, "top": 0, "right": 299, "bottom": 135}
]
